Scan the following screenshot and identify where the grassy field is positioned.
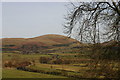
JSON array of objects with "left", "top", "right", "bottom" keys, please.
[
  {"left": 2, "top": 35, "right": 120, "bottom": 79},
  {"left": 33, "top": 63, "right": 89, "bottom": 72},
  {"left": 2, "top": 51, "right": 120, "bottom": 78},
  {"left": 2, "top": 53, "right": 51, "bottom": 63},
  {"left": 3, "top": 68, "right": 67, "bottom": 78},
  {"left": 2, "top": 52, "right": 90, "bottom": 78}
]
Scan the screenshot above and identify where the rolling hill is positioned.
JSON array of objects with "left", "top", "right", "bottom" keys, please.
[
  {"left": 1, "top": 34, "right": 83, "bottom": 53},
  {"left": 2, "top": 34, "right": 78, "bottom": 46}
]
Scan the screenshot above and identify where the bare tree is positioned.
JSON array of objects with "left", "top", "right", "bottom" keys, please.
[{"left": 64, "top": 1, "right": 120, "bottom": 43}]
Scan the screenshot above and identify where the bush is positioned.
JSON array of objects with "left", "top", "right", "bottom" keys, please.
[
  {"left": 4, "top": 60, "right": 31, "bottom": 68},
  {"left": 52, "top": 59, "right": 63, "bottom": 64},
  {"left": 50, "top": 59, "right": 70, "bottom": 64},
  {"left": 92, "top": 42, "right": 120, "bottom": 60},
  {"left": 63, "top": 59, "right": 70, "bottom": 64},
  {"left": 88, "top": 61, "right": 120, "bottom": 78},
  {"left": 4, "top": 61, "right": 13, "bottom": 68},
  {"left": 39, "top": 57, "right": 51, "bottom": 64},
  {"left": 18, "top": 61, "right": 31, "bottom": 67}
]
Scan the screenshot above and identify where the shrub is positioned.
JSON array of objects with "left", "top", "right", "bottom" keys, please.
[
  {"left": 4, "top": 61, "right": 13, "bottom": 68},
  {"left": 4, "top": 60, "right": 31, "bottom": 68},
  {"left": 18, "top": 61, "right": 31, "bottom": 67},
  {"left": 63, "top": 59, "right": 70, "bottom": 64},
  {"left": 52, "top": 59, "right": 63, "bottom": 64},
  {"left": 39, "top": 57, "right": 51, "bottom": 64}
]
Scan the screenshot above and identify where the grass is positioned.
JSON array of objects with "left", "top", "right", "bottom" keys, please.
[
  {"left": 2, "top": 35, "right": 120, "bottom": 79},
  {"left": 3, "top": 51, "right": 119, "bottom": 78},
  {"left": 2, "top": 52, "right": 91, "bottom": 72},
  {"left": 48, "top": 53, "right": 91, "bottom": 61},
  {"left": 2, "top": 34, "right": 77, "bottom": 47},
  {"left": 34, "top": 63, "right": 89, "bottom": 72},
  {"left": 2, "top": 68, "right": 67, "bottom": 78},
  {"left": 2, "top": 53, "right": 51, "bottom": 63},
  {"left": 2, "top": 51, "right": 90, "bottom": 78},
  {"left": 26, "top": 64, "right": 87, "bottom": 78}
]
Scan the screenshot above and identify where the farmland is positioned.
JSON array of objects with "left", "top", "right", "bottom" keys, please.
[
  {"left": 1, "top": 34, "right": 120, "bottom": 79},
  {"left": 3, "top": 68, "right": 67, "bottom": 78}
]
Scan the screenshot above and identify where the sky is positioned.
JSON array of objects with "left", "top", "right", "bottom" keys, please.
[{"left": 2, "top": 2, "right": 68, "bottom": 38}]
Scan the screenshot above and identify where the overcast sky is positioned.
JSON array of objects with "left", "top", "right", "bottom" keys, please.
[{"left": 2, "top": 2, "right": 68, "bottom": 38}]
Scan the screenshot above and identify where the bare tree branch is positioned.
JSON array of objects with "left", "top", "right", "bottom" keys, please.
[{"left": 64, "top": 1, "right": 120, "bottom": 43}]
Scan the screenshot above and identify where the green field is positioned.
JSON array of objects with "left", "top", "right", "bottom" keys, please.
[
  {"left": 3, "top": 68, "right": 67, "bottom": 78},
  {"left": 2, "top": 52, "right": 91, "bottom": 78},
  {"left": 3, "top": 51, "right": 120, "bottom": 78},
  {"left": 2, "top": 53, "right": 51, "bottom": 63}
]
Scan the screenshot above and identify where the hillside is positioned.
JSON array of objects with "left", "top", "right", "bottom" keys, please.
[
  {"left": 102, "top": 40, "right": 120, "bottom": 47},
  {"left": 2, "top": 34, "right": 78, "bottom": 46},
  {"left": 2, "top": 35, "right": 120, "bottom": 79},
  {"left": 2, "top": 34, "right": 83, "bottom": 53}
]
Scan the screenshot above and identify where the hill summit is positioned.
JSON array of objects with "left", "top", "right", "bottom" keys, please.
[{"left": 2, "top": 34, "right": 78, "bottom": 46}]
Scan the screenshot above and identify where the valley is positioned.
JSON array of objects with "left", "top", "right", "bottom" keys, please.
[{"left": 1, "top": 34, "right": 120, "bottom": 79}]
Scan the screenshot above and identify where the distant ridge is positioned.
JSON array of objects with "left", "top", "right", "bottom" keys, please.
[{"left": 1, "top": 34, "right": 79, "bottom": 48}]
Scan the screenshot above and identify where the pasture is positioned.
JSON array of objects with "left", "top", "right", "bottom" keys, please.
[{"left": 2, "top": 50, "right": 120, "bottom": 79}]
